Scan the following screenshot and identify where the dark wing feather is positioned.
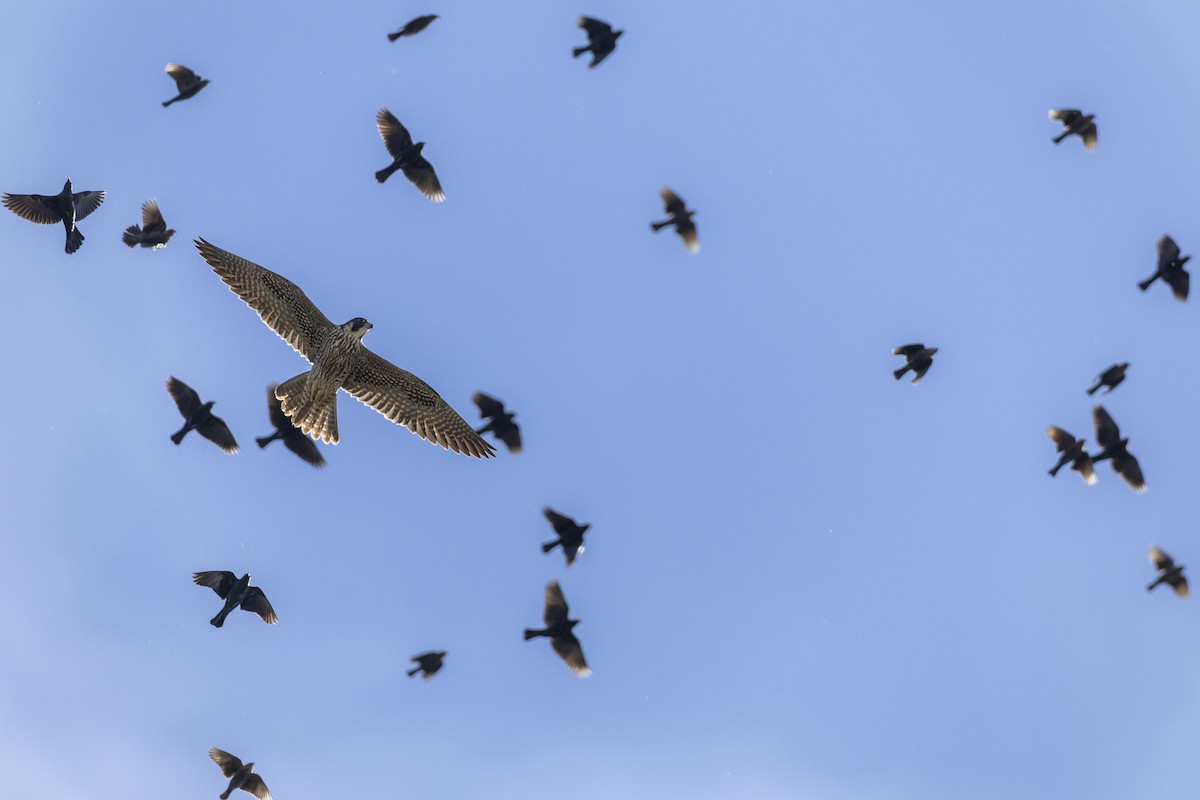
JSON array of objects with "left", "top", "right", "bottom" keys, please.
[
  {"left": 343, "top": 349, "right": 495, "bottom": 458},
  {"left": 400, "top": 159, "right": 445, "bottom": 202},
  {"left": 495, "top": 421, "right": 522, "bottom": 453},
  {"left": 209, "top": 747, "right": 243, "bottom": 778},
  {"left": 543, "top": 508, "right": 576, "bottom": 533},
  {"left": 551, "top": 633, "right": 590, "bottom": 677},
  {"left": 3, "top": 193, "right": 62, "bottom": 224},
  {"left": 893, "top": 344, "right": 926, "bottom": 357},
  {"left": 1157, "top": 236, "right": 1181, "bottom": 270},
  {"left": 578, "top": 16, "right": 613, "bottom": 38},
  {"left": 376, "top": 108, "right": 415, "bottom": 159},
  {"left": 193, "top": 571, "right": 238, "bottom": 599},
  {"left": 283, "top": 428, "right": 325, "bottom": 467},
  {"left": 197, "top": 414, "right": 240, "bottom": 454},
  {"left": 1164, "top": 268, "right": 1189, "bottom": 301},
  {"left": 240, "top": 587, "right": 278, "bottom": 624},
  {"left": 1113, "top": 452, "right": 1146, "bottom": 492},
  {"left": 1149, "top": 547, "right": 1175, "bottom": 571},
  {"left": 166, "top": 63, "right": 201, "bottom": 90},
  {"left": 194, "top": 239, "right": 335, "bottom": 361},
  {"left": 240, "top": 774, "right": 272, "bottom": 800},
  {"left": 472, "top": 391, "right": 506, "bottom": 419},
  {"left": 1046, "top": 426, "right": 1079, "bottom": 453},
  {"left": 1049, "top": 108, "right": 1082, "bottom": 125},
  {"left": 1091, "top": 406, "right": 1121, "bottom": 448},
  {"left": 71, "top": 191, "right": 105, "bottom": 221},
  {"left": 660, "top": 187, "right": 686, "bottom": 215},
  {"left": 543, "top": 580, "right": 569, "bottom": 626},
  {"left": 141, "top": 199, "right": 166, "bottom": 232},
  {"left": 166, "top": 376, "right": 203, "bottom": 416}
]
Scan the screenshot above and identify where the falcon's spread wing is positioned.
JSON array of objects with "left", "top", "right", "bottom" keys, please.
[
  {"left": 552, "top": 633, "right": 591, "bottom": 677},
  {"left": 240, "top": 587, "right": 278, "bottom": 624},
  {"left": 1092, "top": 406, "right": 1121, "bottom": 448},
  {"left": 141, "top": 199, "right": 167, "bottom": 232},
  {"left": 376, "top": 108, "right": 415, "bottom": 159},
  {"left": 197, "top": 413, "right": 240, "bottom": 454},
  {"left": 343, "top": 349, "right": 494, "bottom": 458},
  {"left": 543, "top": 580, "right": 570, "bottom": 626},
  {"left": 167, "top": 377, "right": 203, "bottom": 417},
  {"left": 193, "top": 571, "right": 238, "bottom": 599},
  {"left": 240, "top": 774, "right": 273, "bottom": 800},
  {"left": 71, "top": 191, "right": 105, "bottom": 221},
  {"left": 209, "top": 747, "right": 244, "bottom": 778},
  {"left": 195, "top": 239, "right": 335, "bottom": 361},
  {"left": 166, "top": 63, "right": 203, "bottom": 91},
  {"left": 3, "top": 193, "right": 62, "bottom": 224}
]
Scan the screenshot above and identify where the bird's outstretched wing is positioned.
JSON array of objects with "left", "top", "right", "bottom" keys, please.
[
  {"left": 240, "top": 587, "right": 278, "bottom": 624},
  {"left": 195, "top": 239, "right": 335, "bottom": 361},
  {"left": 543, "top": 507, "right": 576, "bottom": 533},
  {"left": 1112, "top": 453, "right": 1146, "bottom": 492},
  {"left": 1091, "top": 405, "right": 1121, "bottom": 448},
  {"left": 552, "top": 633, "right": 591, "bottom": 677},
  {"left": 544, "top": 580, "right": 569, "bottom": 626},
  {"left": 893, "top": 344, "right": 925, "bottom": 357},
  {"left": 166, "top": 63, "right": 203, "bottom": 91},
  {"left": 376, "top": 108, "right": 415, "bottom": 160},
  {"left": 473, "top": 391, "right": 506, "bottom": 419},
  {"left": 343, "top": 349, "right": 495, "bottom": 458},
  {"left": 71, "top": 191, "right": 105, "bottom": 221},
  {"left": 142, "top": 199, "right": 167, "bottom": 232},
  {"left": 400, "top": 158, "right": 445, "bottom": 202},
  {"left": 660, "top": 187, "right": 686, "bottom": 215},
  {"left": 197, "top": 413, "right": 240, "bottom": 454},
  {"left": 241, "top": 774, "right": 273, "bottom": 800},
  {"left": 209, "top": 747, "right": 244, "bottom": 778},
  {"left": 1049, "top": 108, "right": 1082, "bottom": 125},
  {"left": 167, "top": 376, "right": 203, "bottom": 416},
  {"left": 193, "top": 571, "right": 238, "bottom": 598},
  {"left": 2, "top": 193, "right": 62, "bottom": 224},
  {"left": 1164, "top": 269, "right": 1189, "bottom": 301},
  {"left": 579, "top": 16, "right": 614, "bottom": 39},
  {"left": 1158, "top": 235, "right": 1181, "bottom": 269}
]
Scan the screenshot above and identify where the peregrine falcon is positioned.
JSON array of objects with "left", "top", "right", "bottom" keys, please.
[
  {"left": 162, "top": 63, "right": 209, "bottom": 107},
  {"left": 374, "top": 108, "right": 445, "bottom": 202},
  {"left": 3, "top": 178, "right": 105, "bottom": 254},
  {"left": 650, "top": 187, "right": 699, "bottom": 253},
  {"left": 1048, "top": 108, "right": 1096, "bottom": 150},
  {"left": 523, "top": 580, "right": 590, "bottom": 677},
  {"left": 194, "top": 239, "right": 493, "bottom": 456},
  {"left": 388, "top": 14, "right": 438, "bottom": 40},
  {"left": 123, "top": 199, "right": 176, "bottom": 248},
  {"left": 573, "top": 16, "right": 623, "bottom": 68},
  {"left": 407, "top": 650, "right": 447, "bottom": 679},
  {"left": 193, "top": 571, "right": 278, "bottom": 627},
  {"left": 209, "top": 748, "right": 272, "bottom": 800}
]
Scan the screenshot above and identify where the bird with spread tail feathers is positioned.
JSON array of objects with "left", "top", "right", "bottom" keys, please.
[
  {"left": 374, "top": 108, "right": 445, "bottom": 201},
  {"left": 3, "top": 178, "right": 104, "bottom": 254},
  {"left": 162, "top": 63, "right": 209, "bottom": 107},
  {"left": 524, "top": 580, "right": 590, "bottom": 677},
  {"left": 194, "top": 239, "right": 493, "bottom": 456},
  {"left": 209, "top": 747, "right": 272, "bottom": 800},
  {"left": 123, "top": 199, "right": 175, "bottom": 248}
]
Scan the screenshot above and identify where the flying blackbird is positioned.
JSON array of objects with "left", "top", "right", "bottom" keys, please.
[
  {"left": 1138, "top": 235, "right": 1190, "bottom": 301},
  {"left": 195, "top": 239, "right": 492, "bottom": 455},
  {"left": 256, "top": 383, "right": 325, "bottom": 467},
  {"left": 209, "top": 748, "right": 272, "bottom": 800},
  {"left": 574, "top": 16, "right": 623, "bottom": 67},
  {"left": 542, "top": 507, "right": 590, "bottom": 565},
  {"left": 407, "top": 650, "right": 447, "bottom": 678},
  {"left": 122, "top": 199, "right": 176, "bottom": 249},
  {"left": 374, "top": 108, "right": 445, "bottom": 202},
  {"left": 167, "top": 377, "right": 239, "bottom": 454},
  {"left": 2, "top": 178, "right": 104, "bottom": 254},
  {"left": 1147, "top": 547, "right": 1188, "bottom": 597},
  {"left": 193, "top": 571, "right": 278, "bottom": 627},
  {"left": 524, "top": 580, "right": 590, "bottom": 677},
  {"left": 1090, "top": 405, "right": 1145, "bottom": 492},
  {"left": 1049, "top": 109, "right": 1096, "bottom": 150},
  {"left": 472, "top": 391, "right": 522, "bottom": 453},
  {"left": 892, "top": 344, "right": 937, "bottom": 383},
  {"left": 1087, "top": 363, "right": 1128, "bottom": 395},
  {"left": 1046, "top": 426, "right": 1096, "bottom": 484},
  {"left": 162, "top": 63, "right": 209, "bottom": 107},
  {"left": 650, "top": 188, "right": 699, "bottom": 253},
  {"left": 388, "top": 14, "right": 438, "bottom": 40}
]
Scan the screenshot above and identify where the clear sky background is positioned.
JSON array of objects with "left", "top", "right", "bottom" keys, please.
[{"left": 2, "top": 1, "right": 1200, "bottom": 798}]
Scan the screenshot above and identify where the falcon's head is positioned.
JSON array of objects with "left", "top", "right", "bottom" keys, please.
[{"left": 344, "top": 318, "right": 373, "bottom": 338}]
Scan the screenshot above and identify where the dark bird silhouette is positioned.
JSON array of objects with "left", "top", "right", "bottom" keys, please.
[
  {"left": 193, "top": 571, "right": 277, "bottom": 627},
  {"left": 162, "top": 63, "right": 209, "bottom": 107},
  {"left": 1090, "top": 405, "right": 1145, "bottom": 492},
  {"left": 209, "top": 747, "right": 272, "bottom": 800},
  {"left": 524, "top": 580, "right": 590, "bottom": 677},
  {"left": 892, "top": 344, "right": 937, "bottom": 383},
  {"left": 650, "top": 187, "right": 699, "bottom": 253},
  {"left": 1046, "top": 426, "right": 1096, "bottom": 485},
  {"left": 472, "top": 391, "right": 521, "bottom": 453},
  {"left": 1087, "top": 363, "right": 1129, "bottom": 395},
  {"left": 167, "top": 377, "right": 239, "bottom": 454},
  {"left": 407, "top": 650, "right": 446, "bottom": 679},
  {"left": 374, "top": 108, "right": 445, "bottom": 202},
  {"left": 573, "top": 16, "right": 623, "bottom": 67},
  {"left": 195, "top": 239, "right": 492, "bottom": 456},
  {"left": 1049, "top": 108, "right": 1096, "bottom": 150},
  {"left": 542, "top": 507, "right": 590, "bottom": 565},
  {"left": 1148, "top": 547, "right": 1188, "bottom": 597},
  {"left": 388, "top": 14, "right": 438, "bottom": 40},
  {"left": 256, "top": 383, "right": 325, "bottom": 468},
  {"left": 1138, "top": 235, "right": 1190, "bottom": 301},
  {"left": 122, "top": 198, "right": 176, "bottom": 249},
  {"left": 2, "top": 178, "right": 104, "bottom": 254}
]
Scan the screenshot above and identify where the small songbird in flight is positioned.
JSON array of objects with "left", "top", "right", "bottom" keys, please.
[
  {"left": 1087, "top": 363, "right": 1128, "bottom": 395},
  {"left": 123, "top": 198, "right": 176, "bottom": 249},
  {"left": 472, "top": 391, "right": 522, "bottom": 453},
  {"left": 1090, "top": 405, "right": 1145, "bottom": 492},
  {"left": 650, "top": 188, "right": 699, "bottom": 253},
  {"left": 573, "top": 16, "right": 623, "bottom": 68},
  {"left": 1049, "top": 109, "right": 1096, "bottom": 151},
  {"left": 209, "top": 747, "right": 272, "bottom": 800},
  {"left": 541, "top": 507, "right": 590, "bottom": 565},
  {"left": 1046, "top": 426, "right": 1096, "bottom": 484},
  {"left": 1147, "top": 547, "right": 1188, "bottom": 597},
  {"left": 1138, "top": 235, "right": 1190, "bottom": 301},
  {"left": 193, "top": 571, "right": 278, "bottom": 627},
  {"left": 162, "top": 63, "right": 209, "bottom": 107},
  {"left": 407, "top": 650, "right": 447, "bottom": 679},
  {"left": 167, "top": 377, "right": 239, "bottom": 454},
  {"left": 3, "top": 178, "right": 105, "bottom": 254},
  {"left": 388, "top": 14, "right": 438, "bottom": 40},
  {"left": 374, "top": 108, "right": 445, "bottom": 202},
  {"left": 524, "top": 580, "right": 590, "bottom": 677},
  {"left": 194, "top": 239, "right": 492, "bottom": 456},
  {"left": 892, "top": 344, "right": 937, "bottom": 383},
  {"left": 256, "top": 383, "right": 325, "bottom": 468}
]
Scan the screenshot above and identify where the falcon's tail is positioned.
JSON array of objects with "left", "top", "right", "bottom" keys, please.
[{"left": 276, "top": 372, "right": 340, "bottom": 444}]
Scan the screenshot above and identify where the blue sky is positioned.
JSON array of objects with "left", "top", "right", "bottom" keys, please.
[{"left": 3, "top": 1, "right": 1200, "bottom": 798}]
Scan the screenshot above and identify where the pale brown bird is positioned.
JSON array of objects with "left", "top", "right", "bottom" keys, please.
[
  {"left": 650, "top": 188, "right": 699, "bottom": 253},
  {"left": 209, "top": 748, "right": 272, "bottom": 800},
  {"left": 1148, "top": 547, "right": 1188, "bottom": 597},
  {"left": 1049, "top": 108, "right": 1096, "bottom": 150},
  {"left": 194, "top": 239, "right": 492, "bottom": 456},
  {"left": 524, "top": 580, "right": 590, "bottom": 677}
]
